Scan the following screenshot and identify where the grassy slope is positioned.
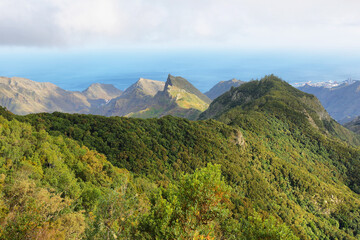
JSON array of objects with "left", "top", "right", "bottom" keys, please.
[
  {"left": 127, "top": 75, "right": 210, "bottom": 120},
  {"left": 168, "top": 85, "right": 209, "bottom": 111},
  {"left": 128, "top": 87, "right": 207, "bottom": 120}
]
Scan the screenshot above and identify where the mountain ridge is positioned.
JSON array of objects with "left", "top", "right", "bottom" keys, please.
[
  {"left": 0, "top": 75, "right": 212, "bottom": 119},
  {"left": 127, "top": 75, "right": 211, "bottom": 119},
  {"left": 200, "top": 75, "right": 360, "bottom": 146},
  {"left": 298, "top": 80, "right": 360, "bottom": 123},
  {"left": 205, "top": 78, "right": 245, "bottom": 100},
  {"left": 97, "top": 78, "right": 165, "bottom": 117},
  {"left": 7, "top": 75, "right": 360, "bottom": 239},
  {"left": 0, "top": 76, "right": 91, "bottom": 114},
  {"left": 0, "top": 76, "right": 125, "bottom": 115},
  {"left": 165, "top": 74, "right": 211, "bottom": 104},
  {"left": 82, "top": 83, "right": 123, "bottom": 101}
]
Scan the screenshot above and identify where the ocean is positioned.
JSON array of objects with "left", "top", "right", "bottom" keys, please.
[{"left": 0, "top": 48, "right": 359, "bottom": 92}]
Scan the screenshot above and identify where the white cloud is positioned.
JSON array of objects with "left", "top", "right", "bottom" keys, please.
[{"left": 0, "top": 0, "right": 360, "bottom": 50}]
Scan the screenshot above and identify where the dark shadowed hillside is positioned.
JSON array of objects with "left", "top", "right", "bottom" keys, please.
[
  {"left": 299, "top": 81, "right": 360, "bottom": 123},
  {"left": 205, "top": 78, "right": 245, "bottom": 100}
]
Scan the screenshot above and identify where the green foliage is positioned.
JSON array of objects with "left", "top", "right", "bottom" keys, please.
[
  {"left": 140, "top": 164, "right": 232, "bottom": 239},
  {"left": 200, "top": 75, "right": 360, "bottom": 146},
  {"left": 240, "top": 212, "right": 299, "bottom": 240},
  {"left": 1, "top": 75, "right": 360, "bottom": 239},
  {"left": 16, "top": 112, "right": 238, "bottom": 181},
  {"left": 0, "top": 116, "right": 146, "bottom": 239},
  {"left": 5, "top": 105, "right": 360, "bottom": 239}
]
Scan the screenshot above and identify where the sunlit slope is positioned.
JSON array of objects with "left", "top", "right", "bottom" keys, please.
[{"left": 129, "top": 75, "right": 211, "bottom": 119}]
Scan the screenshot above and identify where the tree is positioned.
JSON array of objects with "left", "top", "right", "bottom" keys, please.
[{"left": 140, "top": 163, "right": 232, "bottom": 239}]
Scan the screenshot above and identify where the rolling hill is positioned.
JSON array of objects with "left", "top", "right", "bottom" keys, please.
[{"left": 82, "top": 83, "right": 123, "bottom": 102}]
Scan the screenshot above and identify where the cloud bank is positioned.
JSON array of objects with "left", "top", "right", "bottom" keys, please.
[{"left": 1, "top": 0, "right": 360, "bottom": 50}]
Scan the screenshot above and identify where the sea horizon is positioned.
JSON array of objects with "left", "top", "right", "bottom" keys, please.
[{"left": 1, "top": 49, "right": 359, "bottom": 92}]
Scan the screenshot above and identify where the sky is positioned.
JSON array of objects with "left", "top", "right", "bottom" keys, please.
[
  {"left": 1, "top": 0, "right": 360, "bottom": 51},
  {"left": 0, "top": 0, "right": 360, "bottom": 91}
]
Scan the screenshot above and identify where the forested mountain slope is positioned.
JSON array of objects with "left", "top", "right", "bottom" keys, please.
[
  {"left": 200, "top": 75, "right": 360, "bottom": 146},
  {"left": 0, "top": 108, "right": 298, "bottom": 239},
  {"left": 4, "top": 75, "right": 360, "bottom": 239},
  {"left": 0, "top": 115, "right": 148, "bottom": 239}
]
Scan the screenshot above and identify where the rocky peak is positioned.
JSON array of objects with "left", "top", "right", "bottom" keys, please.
[{"left": 82, "top": 83, "right": 122, "bottom": 100}]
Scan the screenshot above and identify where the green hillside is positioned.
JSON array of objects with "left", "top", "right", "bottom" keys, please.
[
  {"left": 1, "top": 75, "right": 360, "bottom": 239},
  {"left": 0, "top": 115, "right": 149, "bottom": 239},
  {"left": 200, "top": 74, "right": 360, "bottom": 146},
  {"left": 165, "top": 75, "right": 211, "bottom": 104},
  {"left": 0, "top": 110, "right": 297, "bottom": 239},
  {"left": 127, "top": 75, "right": 211, "bottom": 120}
]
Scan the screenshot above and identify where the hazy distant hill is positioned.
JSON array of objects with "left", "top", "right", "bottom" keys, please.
[
  {"left": 97, "top": 78, "right": 165, "bottom": 116},
  {"left": 82, "top": 83, "right": 122, "bottom": 101},
  {"left": 205, "top": 78, "right": 244, "bottom": 100},
  {"left": 0, "top": 75, "right": 210, "bottom": 119},
  {"left": 128, "top": 75, "right": 211, "bottom": 119},
  {"left": 344, "top": 116, "right": 360, "bottom": 134},
  {"left": 0, "top": 77, "right": 123, "bottom": 115},
  {"left": 0, "top": 76, "right": 91, "bottom": 114},
  {"left": 298, "top": 80, "right": 360, "bottom": 123}
]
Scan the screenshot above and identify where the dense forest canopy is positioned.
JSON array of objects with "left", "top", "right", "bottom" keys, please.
[{"left": 1, "top": 75, "right": 360, "bottom": 239}]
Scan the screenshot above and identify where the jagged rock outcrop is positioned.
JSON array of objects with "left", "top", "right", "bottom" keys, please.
[
  {"left": 97, "top": 78, "right": 165, "bottom": 116},
  {"left": 128, "top": 75, "right": 211, "bottom": 119}
]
